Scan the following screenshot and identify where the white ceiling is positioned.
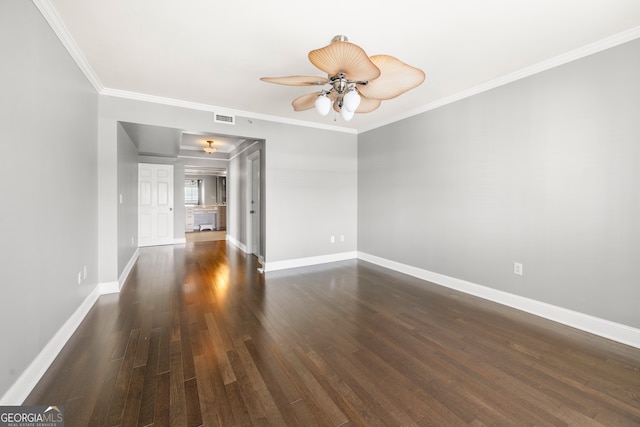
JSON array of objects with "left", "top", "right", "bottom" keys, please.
[{"left": 45, "top": 0, "right": 640, "bottom": 134}]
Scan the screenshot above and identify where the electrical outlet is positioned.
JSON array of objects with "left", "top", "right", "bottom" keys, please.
[
  {"left": 330, "top": 236, "right": 335, "bottom": 243},
  {"left": 77, "top": 271, "right": 82, "bottom": 285},
  {"left": 514, "top": 262, "right": 523, "bottom": 276}
]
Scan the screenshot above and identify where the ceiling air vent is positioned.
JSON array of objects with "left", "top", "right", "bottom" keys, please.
[{"left": 214, "top": 113, "right": 235, "bottom": 125}]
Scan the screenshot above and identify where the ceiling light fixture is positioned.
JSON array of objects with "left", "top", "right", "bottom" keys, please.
[
  {"left": 261, "top": 35, "right": 425, "bottom": 121},
  {"left": 203, "top": 140, "right": 217, "bottom": 154}
]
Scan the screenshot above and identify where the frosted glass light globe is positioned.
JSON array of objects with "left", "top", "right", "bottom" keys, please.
[
  {"left": 315, "top": 94, "right": 332, "bottom": 116},
  {"left": 340, "top": 106, "right": 355, "bottom": 121},
  {"left": 343, "top": 89, "right": 361, "bottom": 112}
]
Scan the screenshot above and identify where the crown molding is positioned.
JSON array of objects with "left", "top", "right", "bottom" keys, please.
[
  {"left": 33, "top": 0, "right": 639, "bottom": 136},
  {"left": 33, "top": 0, "right": 352, "bottom": 134},
  {"left": 360, "top": 26, "right": 640, "bottom": 133},
  {"left": 177, "top": 154, "right": 230, "bottom": 162},
  {"left": 100, "top": 88, "right": 358, "bottom": 134},
  {"left": 33, "top": 0, "right": 103, "bottom": 93}
]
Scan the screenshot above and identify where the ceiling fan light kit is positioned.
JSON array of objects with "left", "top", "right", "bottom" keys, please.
[
  {"left": 315, "top": 93, "right": 332, "bottom": 116},
  {"left": 343, "top": 88, "right": 361, "bottom": 112},
  {"left": 261, "top": 35, "right": 425, "bottom": 121}
]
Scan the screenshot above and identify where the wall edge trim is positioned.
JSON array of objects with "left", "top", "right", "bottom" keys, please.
[
  {"left": 264, "top": 251, "right": 358, "bottom": 272},
  {"left": 0, "top": 286, "right": 100, "bottom": 405},
  {"left": 118, "top": 248, "right": 139, "bottom": 291},
  {"left": 0, "top": 250, "right": 141, "bottom": 404},
  {"left": 357, "top": 252, "right": 640, "bottom": 349},
  {"left": 33, "top": 0, "right": 103, "bottom": 92},
  {"left": 358, "top": 26, "right": 640, "bottom": 133},
  {"left": 100, "top": 89, "right": 357, "bottom": 134},
  {"left": 226, "top": 235, "right": 248, "bottom": 253}
]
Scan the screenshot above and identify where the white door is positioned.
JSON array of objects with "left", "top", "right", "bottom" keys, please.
[
  {"left": 139, "top": 163, "right": 174, "bottom": 247},
  {"left": 247, "top": 152, "right": 261, "bottom": 257}
]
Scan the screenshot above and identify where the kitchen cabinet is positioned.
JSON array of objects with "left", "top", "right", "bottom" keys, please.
[
  {"left": 216, "top": 206, "right": 226, "bottom": 230},
  {"left": 185, "top": 206, "right": 194, "bottom": 231},
  {"left": 185, "top": 205, "right": 226, "bottom": 232}
]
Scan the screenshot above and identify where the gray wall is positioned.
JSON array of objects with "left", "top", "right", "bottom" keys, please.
[
  {"left": 117, "top": 124, "right": 139, "bottom": 277},
  {"left": 358, "top": 38, "right": 640, "bottom": 329},
  {"left": 98, "top": 97, "right": 358, "bottom": 269},
  {"left": 266, "top": 128, "right": 357, "bottom": 261},
  {"left": 0, "top": 0, "right": 99, "bottom": 396}
]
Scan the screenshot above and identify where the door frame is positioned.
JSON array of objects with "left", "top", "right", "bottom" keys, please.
[{"left": 246, "top": 150, "right": 262, "bottom": 261}]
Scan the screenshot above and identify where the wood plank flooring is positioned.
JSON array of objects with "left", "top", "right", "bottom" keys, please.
[
  {"left": 185, "top": 231, "right": 226, "bottom": 243},
  {"left": 26, "top": 241, "right": 640, "bottom": 426}
]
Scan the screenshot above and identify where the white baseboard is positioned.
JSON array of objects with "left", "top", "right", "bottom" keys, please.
[
  {"left": 226, "top": 234, "right": 247, "bottom": 253},
  {"left": 264, "top": 251, "right": 358, "bottom": 272},
  {"left": 0, "top": 250, "right": 141, "bottom": 405},
  {"left": 117, "top": 248, "right": 139, "bottom": 292},
  {"left": 99, "top": 281, "right": 119, "bottom": 294},
  {"left": 357, "top": 252, "right": 640, "bottom": 350},
  {"left": 0, "top": 286, "right": 101, "bottom": 405},
  {"left": 174, "top": 237, "right": 186, "bottom": 244},
  {"left": 100, "top": 249, "right": 139, "bottom": 294}
]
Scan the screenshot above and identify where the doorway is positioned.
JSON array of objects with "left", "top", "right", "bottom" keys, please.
[{"left": 184, "top": 172, "right": 228, "bottom": 243}]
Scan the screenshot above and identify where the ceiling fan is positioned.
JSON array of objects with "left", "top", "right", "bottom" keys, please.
[{"left": 261, "top": 35, "right": 425, "bottom": 121}]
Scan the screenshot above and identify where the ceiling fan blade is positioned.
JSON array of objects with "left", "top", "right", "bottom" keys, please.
[
  {"left": 355, "top": 96, "right": 382, "bottom": 113},
  {"left": 356, "top": 55, "right": 425, "bottom": 100},
  {"left": 260, "top": 75, "right": 328, "bottom": 86},
  {"left": 308, "top": 41, "right": 381, "bottom": 82},
  {"left": 292, "top": 92, "right": 321, "bottom": 111}
]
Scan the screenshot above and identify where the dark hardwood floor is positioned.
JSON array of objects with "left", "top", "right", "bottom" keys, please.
[{"left": 26, "top": 241, "right": 640, "bottom": 426}]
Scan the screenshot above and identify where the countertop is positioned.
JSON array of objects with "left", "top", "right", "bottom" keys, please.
[{"left": 186, "top": 205, "right": 226, "bottom": 209}]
